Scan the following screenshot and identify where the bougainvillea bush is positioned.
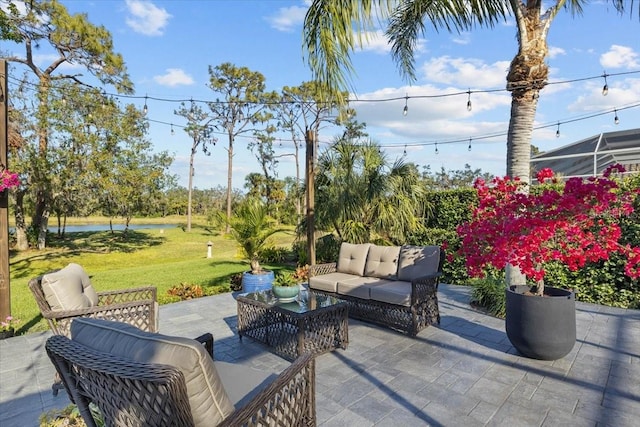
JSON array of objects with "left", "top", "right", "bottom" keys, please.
[{"left": 457, "top": 164, "right": 640, "bottom": 296}]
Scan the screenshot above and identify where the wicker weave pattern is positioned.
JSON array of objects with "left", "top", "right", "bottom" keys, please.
[
  {"left": 309, "top": 249, "right": 443, "bottom": 337},
  {"left": 237, "top": 296, "right": 348, "bottom": 361},
  {"left": 46, "top": 335, "right": 195, "bottom": 427},
  {"left": 46, "top": 334, "right": 316, "bottom": 427},
  {"left": 29, "top": 276, "right": 157, "bottom": 337}
]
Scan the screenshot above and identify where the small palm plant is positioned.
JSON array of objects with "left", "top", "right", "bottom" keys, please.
[{"left": 227, "top": 199, "right": 284, "bottom": 274}]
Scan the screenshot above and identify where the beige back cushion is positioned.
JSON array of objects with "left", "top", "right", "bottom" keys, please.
[
  {"left": 41, "top": 263, "right": 99, "bottom": 311},
  {"left": 364, "top": 245, "right": 401, "bottom": 279},
  {"left": 71, "top": 318, "right": 235, "bottom": 426},
  {"left": 397, "top": 245, "right": 441, "bottom": 282},
  {"left": 336, "top": 243, "right": 371, "bottom": 276}
]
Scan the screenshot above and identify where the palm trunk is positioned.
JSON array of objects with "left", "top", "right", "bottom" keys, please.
[{"left": 505, "top": 3, "right": 550, "bottom": 291}]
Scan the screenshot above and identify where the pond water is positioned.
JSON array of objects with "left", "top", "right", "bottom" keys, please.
[{"left": 48, "top": 223, "right": 177, "bottom": 233}]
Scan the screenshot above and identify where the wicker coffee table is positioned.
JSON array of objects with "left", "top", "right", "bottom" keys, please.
[{"left": 237, "top": 289, "right": 348, "bottom": 361}]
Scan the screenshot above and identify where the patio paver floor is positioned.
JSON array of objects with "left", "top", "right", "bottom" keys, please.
[{"left": 1, "top": 283, "right": 638, "bottom": 426}]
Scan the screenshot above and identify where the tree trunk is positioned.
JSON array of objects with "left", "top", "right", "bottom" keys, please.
[
  {"left": 226, "top": 132, "right": 234, "bottom": 234},
  {"left": 187, "top": 146, "right": 195, "bottom": 232},
  {"left": 13, "top": 190, "right": 29, "bottom": 251},
  {"left": 305, "top": 129, "right": 316, "bottom": 265}
]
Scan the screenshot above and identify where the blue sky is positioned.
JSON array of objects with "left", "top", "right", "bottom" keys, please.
[{"left": 4, "top": 0, "right": 640, "bottom": 190}]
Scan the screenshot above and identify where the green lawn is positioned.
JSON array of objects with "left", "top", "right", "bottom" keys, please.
[{"left": 8, "top": 219, "right": 297, "bottom": 335}]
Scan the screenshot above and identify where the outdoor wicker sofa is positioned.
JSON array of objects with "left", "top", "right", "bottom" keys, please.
[
  {"left": 309, "top": 243, "right": 444, "bottom": 336},
  {"left": 46, "top": 317, "right": 316, "bottom": 427}
]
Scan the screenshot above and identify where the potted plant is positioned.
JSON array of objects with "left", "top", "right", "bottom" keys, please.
[
  {"left": 0, "top": 316, "right": 19, "bottom": 339},
  {"left": 458, "top": 164, "right": 640, "bottom": 360},
  {"left": 272, "top": 271, "right": 301, "bottom": 301},
  {"left": 226, "top": 199, "right": 286, "bottom": 293}
]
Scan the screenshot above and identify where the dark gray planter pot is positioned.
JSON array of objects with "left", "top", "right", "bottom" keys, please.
[{"left": 505, "top": 285, "right": 576, "bottom": 360}]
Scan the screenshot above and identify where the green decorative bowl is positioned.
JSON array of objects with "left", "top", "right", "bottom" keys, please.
[{"left": 272, "top": 285, "right": 299, "bottom": 301}]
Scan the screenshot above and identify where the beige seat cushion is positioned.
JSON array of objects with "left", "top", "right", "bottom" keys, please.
[
  {"left": 71, "top": 318, "right": 235, "bottom": 426},
  {"left": 364, "top": 245, "right": 400, "bottom": 279},
  {"left": 397, "top": 245, "right": 441, "bottom": 282},
  {"left": 41, "top": 263, "right": 99, "bottom": 311},
  {"left": 215, "top": 361, "right": 277, "bottom": 408},
  {"left": 336, "top": 243, "right": 371, "bottom": 276},
  {"left": 336, "top": 277, "right": 392, "bottom": 300},
  {"left": 369, "top": 281, "right": 412, "bottom": 307},
  {"left": 309, "top": 272, "right": 360, "bottom": 293}
]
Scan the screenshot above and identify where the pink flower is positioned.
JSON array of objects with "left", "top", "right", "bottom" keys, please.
[{"left": 457, "top": 164, "right": 640, "bottom": 282}]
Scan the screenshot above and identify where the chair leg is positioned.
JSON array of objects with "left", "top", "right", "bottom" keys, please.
[{"left": 52, "top": 372, "right": 65, "bottom": 396}]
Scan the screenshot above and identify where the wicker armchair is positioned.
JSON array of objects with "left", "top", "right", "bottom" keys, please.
[
  {"left": 46, "top": 332, "right": 316, "bottom": 427},
  {"left": 29, "top": 274, "right": 157, "bottom": 337}
]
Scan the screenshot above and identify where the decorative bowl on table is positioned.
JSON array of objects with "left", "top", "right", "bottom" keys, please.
[{"left": 272, "top": 285, "right": 299, "bottom": 302}]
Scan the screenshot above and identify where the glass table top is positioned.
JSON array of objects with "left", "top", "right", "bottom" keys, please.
[{"left": 237, "top": 288, "right": 345, "bottom": 314}]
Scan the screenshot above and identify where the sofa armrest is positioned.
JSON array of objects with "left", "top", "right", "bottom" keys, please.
[
  {"left": 309, "top": 262, "right": 337, "bottom": 277},
  {"left": 97, "top": 286, "right": 157, "bottom": 305},
  {"left": 219, "top": 352, "right": 316, "bottom": 426}
]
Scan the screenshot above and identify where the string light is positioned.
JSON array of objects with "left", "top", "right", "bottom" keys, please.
[
  {"left": 602, "top": 72, "right": 609, "bottom": 96},
  {"left": 466, "top": 89, "right": 472, "bottom": 111},
  {"left": 170, "top": 124, "right": 175, "bottom": 135},
  {"left": 435, "top": 142, "right": 439, "bottom": 154},
  {"left": 468, "top": 138, "right": 472, "bottom": 152},
  {"left": 143, "top": 95, "right": 148, "bottom": 115},
  {"left": 403, "top": 144, "right": 407, "bottom": 156},
  {"left": 4, "top": 70, "right": 640, "bottom": 153},
  {"left": 402, "top": 94, "right": 408, "bottom": 116},
  {"left": 614, "top": 109, "right": 619, "bottom": 125}
]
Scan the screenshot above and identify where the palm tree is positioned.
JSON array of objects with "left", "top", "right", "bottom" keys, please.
[
  {"left": 316, "top": 138, "right": 428, "bottom": 244},
  {"left": 303, "top": 0, "right": 636, "bottom": 285},
  {"left": 226, "top": 198, "right": 284, "bottom": 274}
]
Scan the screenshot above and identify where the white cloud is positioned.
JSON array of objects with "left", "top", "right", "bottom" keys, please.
[
  {"left": 356, "top": 30, "right": 391, "bottom": 54},
  {"left": 600, "top": 45, "right": 640, "bottom": 69},
  {"left": 267, "top": 5, "right": 307, "bottom": 32},
  {"left": 420, "top": 56, "right": 510, "bottom": 88},
  {"left": 548, "top": 46, "right": 566, "bottom": 59},
  {"left": 153, "top": 68, "right": 195, "bottom": 87},
  {"left": 125, "top": 0, "right": 171, "bottom": 36},
  {"left": 568, "top": 77, "right": 640, "bottom": 112},
  {"left": 452, "top": 33, "right": 471, "bottom": 45}
]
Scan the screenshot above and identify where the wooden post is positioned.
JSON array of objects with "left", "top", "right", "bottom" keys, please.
[
  {"left": 305, "top": 128, "right": 316, "bottom": 265},
  {"left": 0, "top": 59, "right": 11, "bottom": 320}
]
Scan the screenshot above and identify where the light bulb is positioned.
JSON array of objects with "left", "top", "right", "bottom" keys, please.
[
  {"left": 602, "top": 84, "right": 608, "bottom": 96},
  {"left": 556, "top": 129, "right": 560, "bottom": 138},
  {"left": 403, "top": 104, "right": 408, "bottom": 116},
  {"left": 467, "top": 99, "right": 472, "bottom": 111},
  {"left": 614, "top": 110, "right": 619, "bottom": 125},
  {"left": 171, "top": 125, "right": 175, "bottom": 136}
]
